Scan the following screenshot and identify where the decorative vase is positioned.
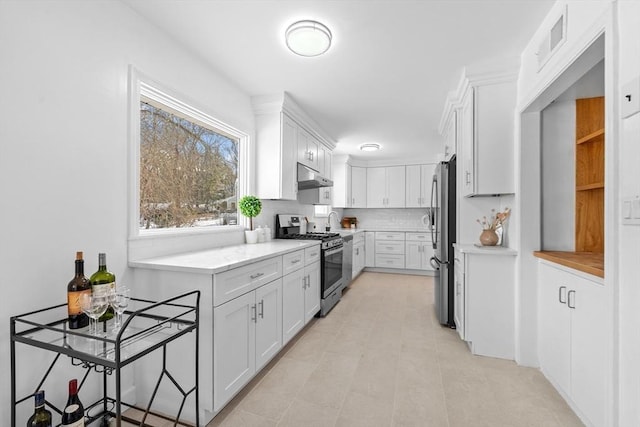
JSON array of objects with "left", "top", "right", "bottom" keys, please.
[
  {"left": 479, "top": 229, "right": 499, "bottom": 246},
  {"left": 245, "top": 230, "right": 259, "bottom": 244}
]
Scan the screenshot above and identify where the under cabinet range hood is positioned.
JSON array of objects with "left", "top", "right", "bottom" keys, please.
[{"left": 297, "top": 163, "right": 333, "bottom": 189}]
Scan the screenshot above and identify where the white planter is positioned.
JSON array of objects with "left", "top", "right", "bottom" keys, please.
[{"left": 245, "top": 230, "right": 259, "bottom": 244}]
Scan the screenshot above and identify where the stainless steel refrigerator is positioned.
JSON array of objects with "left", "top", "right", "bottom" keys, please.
[{"left": 430, "top": 155, "right": 456, "bottom": 327}]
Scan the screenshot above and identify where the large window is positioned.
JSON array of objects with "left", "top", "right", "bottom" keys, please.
[{"left": 133, "top": 78, "right": 247, "bottom": 235}]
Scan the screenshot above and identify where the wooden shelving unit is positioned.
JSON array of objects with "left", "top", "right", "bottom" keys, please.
[{"left": 575, "top": 96, "right": 604, "bottom": 254}]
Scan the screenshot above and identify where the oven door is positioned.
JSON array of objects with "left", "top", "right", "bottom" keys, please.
[{"left": 321, "top": 245, "right": 343, "bottom": 298}]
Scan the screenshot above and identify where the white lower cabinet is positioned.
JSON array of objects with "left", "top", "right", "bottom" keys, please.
[
  {"left": 538, "top": 262, "right": 607, "bottom": 427},
  {"left": 454, "top": 245, "right": 515, "bottom": 359},
  {"left": 213, "top": 278, "right": 282, "bottom": 411},
  {"left": 374, "top": 232, "right": 405, "bottom": 269},
  {"left": 404, "top": 232, "right": 433, "bottom": 271},
  {"left": 282, "top": 248, "right": 320, "bottom": 345},
  {"left": 365, "top": 232, "right": 375, "bottom": 267},
  {"left": 352, "top": 233, "right": 365, "bottom": 278}
]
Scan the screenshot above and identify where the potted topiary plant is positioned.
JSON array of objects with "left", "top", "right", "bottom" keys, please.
[{"left": 238, "top": 195, "right": 262, "bottom": 244}]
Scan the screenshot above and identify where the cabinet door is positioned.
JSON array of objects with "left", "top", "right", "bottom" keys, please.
[
  {"left": 325, "top": 150, "right": 332, "bottom": 179},
  {"left": 297, "top": 127, "right": 318, "bottom": 170},
  {"left": 538, "top": 264, "right": 571, "bottom": 395},
  {"left": 405, "top": 241, "right": 422, "bottom": 269},
  {"left": 213, "top": 291, "right": 256, "bottom": 411},
  {"left": 320, "top": 187, "right": 332, "bottom": 205},
  {"left": 459, "top": 88, "right": 475, "bottom": 197},
  {"left": 365, "top": 232, "right": 375, "bottom": 267},
  {"left": 386, "top": 166, "right": 406, "bottom": 207},
  {"left": 304, "top": 262, "right": 321, "bottom": 322},
  {"left": 351, "top": 166, "right": 367, "bottom": 208},
  {"left": 353, "top": 242, "right": 365, "bottom": 278},
  {"left": 405, "top": 165, "right": 422, "bottom": 208},
  {"left": 255, "top": 279, "right": 283, "bottom": 371},
  {"left": 421, "top": 244, "right": 434, "bottom": 271},
  {"left": 281, "top": 113, "right": 298, "bottom": 200},
  {"left": 453, "top": 254, "right": 465, "bottom": 339},
  {"left": 366, "top": 167, "right": 386, "bottom": 208},
  {"left": 421, "top": 164, "right": 436, "bottom": 206},
  {"left": 317, "top": 145, "right": 326, "bottom": 178},
  {"left": 282, "top": 269, "right": 305, "bottom": 345},
  {"left": 570, "top": 276, "right": 606, "bottom": 427}
]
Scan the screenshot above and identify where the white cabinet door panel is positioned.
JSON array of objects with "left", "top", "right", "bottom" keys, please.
[
  {"left": 213, "top": 292, "right": 256, "bottom": 411},
  {"left": 282, "top": 269, "right": 305, "bottom": 345},
  {"left": 304, "top": 262, "right": 321, "bottom": 322},
  {"left": 351, "top": 166, "right": 367, "bottom": 208},
  {"left": 538, "top": 263, "right": 571, "bottom": 394},
  {"left": 366, "top": 167, "right": 386, "bottom": 208},
  {"left": 570, "top": 276, "right": 606, "bottom": 427},
  {"left": 255, "top": 279, "right": 283, "bottom": 372}
]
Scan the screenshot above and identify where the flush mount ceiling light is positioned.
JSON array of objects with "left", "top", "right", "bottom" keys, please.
[
  {"left": 359, "top": 143, "right": 381, "bottom": 152},
  {"left": 285, "top": 20, "right": 332, "bottom": 57}
]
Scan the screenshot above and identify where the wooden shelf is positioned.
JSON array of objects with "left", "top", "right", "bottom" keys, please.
[
  {"left": 533, "top": 251, "right": 604, "bottom": 278},
  {"left": 576, "top": 182, "right": 605, "bottom": 191},
  {"left": 576, "top": 128, "right": 604, "bottom": 145}
]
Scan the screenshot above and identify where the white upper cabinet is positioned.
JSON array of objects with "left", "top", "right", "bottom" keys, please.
[
  {"left": 297, "top": 127, "right": 319, "bottom": 171},
  {"left": 351, "top": 166, "right": 367, "bottom": 208},
  {"left": 405, "top": 164, "right": 436, "bottom": 208},
  {"left": 440, "top": 70, "right": 517, "bottom": 197},
  {"left": 367, "top": 166, "right": 405, "bottom": 208},
  {"left": 458, "top": 79, "right": 516, "bottom": 197},
  {"left": 332, "top": 159, "right": 351, "bottom": 208},
  {"left": 252, "top": 93, "right": 336, "bottom": 200}
]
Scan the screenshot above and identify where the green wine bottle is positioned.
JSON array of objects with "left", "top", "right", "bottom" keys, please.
[
  {"left": 27, "top": 390, "right": 52, "bottom": 427},
  {"left": 90, "top": 253, "right": 115, "bottom": 322}
]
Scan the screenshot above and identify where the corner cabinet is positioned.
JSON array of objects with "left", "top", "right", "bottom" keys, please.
[
  {"left": 538, "top": 261, "right": 608, "bottom": 427},
  {"left": 457, "top": 76, "right": 517, "bottom": 197}
]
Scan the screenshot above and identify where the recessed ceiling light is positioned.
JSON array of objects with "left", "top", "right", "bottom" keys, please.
[
  {"left": 359, "top": 143, "right": 381, "bottom": 152},
  {"left": 285, "top": 20, "right": 332, "bottom": 57}
]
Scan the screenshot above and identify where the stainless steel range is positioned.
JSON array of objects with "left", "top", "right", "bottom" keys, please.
[{"left": 276, "top": 214, "right": 343, "bottom": 316}]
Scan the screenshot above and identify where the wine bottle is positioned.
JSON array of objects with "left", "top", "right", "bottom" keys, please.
[
  {"left": 61, "top": 379, "right": 85, "bottom": 427},
  {"left": 27, "top": 390, "right": 52, "bottom": 427},
  {"left": 67, "top": 252, "right": 91, "bottom": 329},
  {"left": 90, "top": 253, "right": 115, "bottom": 322}
]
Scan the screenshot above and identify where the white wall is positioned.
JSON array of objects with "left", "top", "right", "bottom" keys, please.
[
  {"left": 0, "top": 0, "right": 254, "bottom": 422},
  {"left": 615, "top": 1, "right": 640, "bottom": 425}
]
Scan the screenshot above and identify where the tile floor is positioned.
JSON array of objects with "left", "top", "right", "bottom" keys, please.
[{"left": 206, "top": 272, "right": 583, "bottom": 427}]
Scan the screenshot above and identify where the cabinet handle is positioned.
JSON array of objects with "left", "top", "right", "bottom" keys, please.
[
  {"left": 558, "top": 286, "right": 567, "bottom": 304},
  {"left": 291, "top": 259, "right": 301, "bottom": 264},
  {"left": 465, "top": 171, "right": 471, "bottom": 185},
  {"left": 567, "top": 290, "right": 576, "bottom": 309},
  {"left": 259, "top": 299, "right": 264, "bottom": 318},
  {"left": 251, "top": 304, "right": 257, "bottom": 322},
  {"left": 250, "top": 272, "right": 264, "bottom": 280}
]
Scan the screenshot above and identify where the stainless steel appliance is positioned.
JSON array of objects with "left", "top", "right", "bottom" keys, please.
[
  {"left": 341, "top": 234, "right": 353, "bottom": 291},
  {"left": 276, "top": 214, "right": 344, "bottom": 316},
  {"left": 430, "top": 155, "right": 456, "bottom": 327},
  {"left": 297, "top": 163, "right": 333, "bottom": 189}
]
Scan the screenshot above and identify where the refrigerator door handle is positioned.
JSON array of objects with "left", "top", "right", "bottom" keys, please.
[
  {"left": 430, "top": 257, "right": 440, "bottom": 270},
  {"left": 430, "top": 175, "right": 438, "bottom": 247}
]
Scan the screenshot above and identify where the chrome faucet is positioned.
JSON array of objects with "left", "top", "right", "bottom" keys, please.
[{"left": 327, "top": 211, "right": 339, "bottom": 231}]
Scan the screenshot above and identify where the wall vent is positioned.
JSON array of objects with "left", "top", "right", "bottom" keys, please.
[{"left": 537, "top": 6, "right": 567, "bottom": 71}]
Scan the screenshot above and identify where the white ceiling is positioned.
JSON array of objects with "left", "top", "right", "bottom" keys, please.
[{"left": 122, "top": 0, "right": 554, "bottom": 161}]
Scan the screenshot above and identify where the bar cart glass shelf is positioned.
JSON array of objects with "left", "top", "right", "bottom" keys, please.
[{"left": 11, "top": 290, "right": 200, "bottom": 426}]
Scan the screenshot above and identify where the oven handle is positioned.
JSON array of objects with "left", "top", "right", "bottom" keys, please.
[{"left": 324, "top": 246, "right": 343, "bottom": 257}]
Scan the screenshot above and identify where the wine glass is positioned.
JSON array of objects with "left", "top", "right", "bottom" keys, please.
[
  {"left": 80, "top": 293, "right": 108, "bottom": 336},
  {"left": 110, "top": 287, "right": 130, "bottom": 332}
]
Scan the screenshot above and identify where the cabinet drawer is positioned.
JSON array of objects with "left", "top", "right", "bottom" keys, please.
[
  {"left": 375, "top": 231, "right": 405, "bottom": 241},
  {"left": 214, "top": 257, "right": 283, "bottom": 306},
  {"left": 406, "top": 232, "right": 431, "bottom": 242},
  {"left": 283, "top": 250, "right": 305, "bottom": 275},
  {"left": 375, "top": 254, "right": 405, "bottom": 269},
  {"left": 304, "top": 246, "right": 321, "bottom": 265},
  {"left": 375, "top": 240, "right": 405, "bottom": 254}
]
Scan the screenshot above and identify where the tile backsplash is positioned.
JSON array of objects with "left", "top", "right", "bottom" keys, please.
[{"left": 343, "top": 208, "right": 432, "bottom": 230}]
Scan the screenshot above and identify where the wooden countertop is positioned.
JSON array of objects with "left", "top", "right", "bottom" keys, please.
[{"left": 533, "top": 251, "right": 604, "bottom": 278}]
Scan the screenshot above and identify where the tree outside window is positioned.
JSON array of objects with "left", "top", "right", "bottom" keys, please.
[{"left": 139, "top": 101, "right": 238, "bottom": 230}]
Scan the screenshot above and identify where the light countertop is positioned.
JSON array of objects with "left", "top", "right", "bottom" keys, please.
[
  {"left": 332, "top": 227, "right": 432, "bottom": 234},
  {"left": 454, "top": 243, "right": 518, "bottom": 256},
  {"left": 129, "top": 240, "right": 320, "bottom": 275}
]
